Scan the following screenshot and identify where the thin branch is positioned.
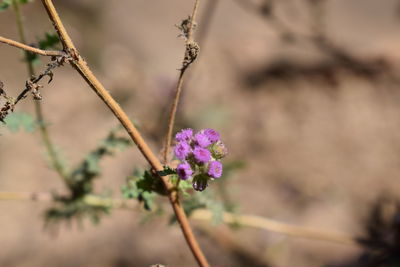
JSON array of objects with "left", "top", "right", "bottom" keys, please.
[
  {"left": 0, "top": 191, "right": 358, "bottom": 246},
  {"left": 0, "top": 55, "right": 68, "bottom": 122},
  {"left": 39, "top": 1, "right": 209, "bottom": 266},
  {"left": 162, "top": 0, "right": 201, "bottom": 164},
  {"left": 170, "top": 0, "right": 220, "bottom": 130},
  {"left": 0, "top": 36, "right": 64, "bottom": 57}
]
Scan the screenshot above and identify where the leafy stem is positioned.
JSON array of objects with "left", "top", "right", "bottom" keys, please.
[{"left": 11, "top": 0, "right": 68, "bottom": 181}]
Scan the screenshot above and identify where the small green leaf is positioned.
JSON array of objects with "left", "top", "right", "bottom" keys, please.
[
  {"left": 4, "top": 112, "right": 36, "bottom": 132},
  {"left": 122, "top": 168, "right": 166, "bottom": 211},
  {"left": 38, "top": 32, "right": 60, "bottom": 50},
  {"left": 0, "top": 0, "right": 12, "bottom": 11},
  {"left": 0, "top": 0, "right": 32, "bottom": 12},
  {"left": 157, "top": 166, "right": 176, "bottom": 176}
]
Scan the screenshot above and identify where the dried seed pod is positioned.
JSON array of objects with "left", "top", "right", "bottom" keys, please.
[
  {"left": 176, "top": 16, "right": 197, "bottom": 40},
  {"left": 181, "top": 41, "right": 200, "bottom": 71}
]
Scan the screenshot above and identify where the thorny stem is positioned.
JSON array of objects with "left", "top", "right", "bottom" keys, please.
[
  {"left": 0, "top": 191, "right": 358, "bottom": 246},
  {"left": 0, "top": 36, "right": 63, "bottom": 56},
  {"left": 162, "top": 0, "right": 201, "bottom": 164},
  {"left": 40, "top": 0, "right": 209, "bottom": 266},
  {"left": 11, "top": 0, "right": 68, "bottom": 181}
]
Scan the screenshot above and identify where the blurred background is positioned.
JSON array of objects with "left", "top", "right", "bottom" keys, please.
[{"left": 1, "top": 0, "right": 400, "bottom": 266}]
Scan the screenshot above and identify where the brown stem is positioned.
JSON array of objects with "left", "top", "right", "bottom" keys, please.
[
  {"left": 171, "top": 0, "right": 220, "bottom": 127},
  {"left": 162, "top": 71, "right": 184, "bottom": 163},
  {"left": 162, "top": 0, "right": 201, "bottom": 164},
  {"left": 0, "top": 36, "right": 63, "bottom": 56},
  {"left": 39, "top": 0, "right": 209, "bottom": 266}
]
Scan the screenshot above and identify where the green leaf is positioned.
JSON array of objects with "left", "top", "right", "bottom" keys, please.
[
  {"left": 122, "top": 168, "right": 166, "bottom": 211},
  {"left": 45, "top": 196, "right": 110, "bottom": 227},
  {"left": 62, "top": 127, "right": 132, "bottom": 204},
  {"left": 0, "top": 0, "right": 32, "bottom": 12},
  {"left": 0, "top": 0, "right": 12, "bottom": 11},
  {"left": 157, "top": 166, "right": 176, "bottom": 176},
  {"left": 38, "top": 32, "right": 60, "bottom": 50},
  {"left": 4, "top": 112, "right": 36, "bottom": 132}
]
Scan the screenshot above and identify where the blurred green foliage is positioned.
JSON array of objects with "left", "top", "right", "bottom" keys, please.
[
  {"left": 45, "top": 127, "right": 132, "bottom": 225},
  {"left": 122, "top": 169, "right": 162, "bottom": 211},
  {"left": 3, "top": 112, "right": 37, "bottom": 132},
  {"left": 0, "top": 0, "right": 32, "bottom": 11}
]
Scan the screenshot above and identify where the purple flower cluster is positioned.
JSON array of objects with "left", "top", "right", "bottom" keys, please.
[{"left": 174, "top": 128, "right": 227, "bottom": 191}]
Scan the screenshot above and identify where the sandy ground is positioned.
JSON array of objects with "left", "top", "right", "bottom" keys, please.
[{"left": 1, "top": 0, "right": 400, "bottom": 266}]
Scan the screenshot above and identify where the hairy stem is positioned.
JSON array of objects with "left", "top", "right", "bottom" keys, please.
[
  {"left": 11, "top": 0, "right": 68, "bottom": 181},
  {"left": 162, "top": 0, "right": 201, "bottom": 164},
  {"left": 39, "top": 0, "right": 209, "bottom": 266}
]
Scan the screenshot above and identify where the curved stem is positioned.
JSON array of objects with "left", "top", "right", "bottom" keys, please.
[
  {"left": 11, "top": 0, "right": 68, "bottom": 182},
  {"left": 39, "top": 1, "right": 209, "bottom": 266},
  {"left": 162, "top": 0, "right": 201, "bottom": 164}
]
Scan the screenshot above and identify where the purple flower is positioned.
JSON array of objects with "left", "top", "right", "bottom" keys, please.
[
  {"left": 208, "top": 161, "right": 223, "bottom": 178},
  {"left": 192, "top": 175, "right": 208, "bottom": 191},
  {"left": 193, "top": 146, "right": 211, "bottom": 163},
  {"left": 194, "top": 132, "right": 211, "bottom": 148},
  {"left": 177, "top": 162, "right": 193, "bottom": 180},
  {"left": 203, "top": 128, "right": 220, "bottom": 143},
  {"left": 175, "top": 128, "right": 193, "bottom": 142},
  {"left": 174, "top": 141, "right": 191, "bottom": 160}
]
